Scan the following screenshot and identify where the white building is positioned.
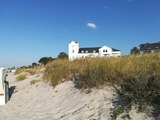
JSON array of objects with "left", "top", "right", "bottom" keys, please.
[{"left": 68, "top": 41, "right": 121, "bottom": 60}]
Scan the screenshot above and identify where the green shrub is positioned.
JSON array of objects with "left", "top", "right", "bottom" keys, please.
[
  {"left": 113, "top": 53, "right": 160, "bottom": 118},
  {"left": 121, "top": 75, "right": 160, "bottom": 109},
  {"left": 31, "top": 80, "right": 40, "bottom": 85},
  {"left": 112, "top": 107, "right": 124, "bottom": 119},
  {"left": 16, "top": 74, "right": 27, "bottom": 81}
]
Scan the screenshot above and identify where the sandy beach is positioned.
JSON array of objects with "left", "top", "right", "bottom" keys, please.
[{"left": 0, "top": 72, "right": 154, "bottom": 120}]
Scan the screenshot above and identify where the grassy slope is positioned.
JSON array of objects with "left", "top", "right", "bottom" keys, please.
[
  {"left": 44, "top": 53, "right": 160, "bottom": 118},
  {"left": 16, "top": 53, "right": 160, "bottom": 118},
  {"left": 44, "top": 53, "right": 160, "bottom": 88}
]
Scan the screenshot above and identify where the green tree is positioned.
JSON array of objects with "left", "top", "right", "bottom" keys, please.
[
  {"left": 38, "top": 57, "right": 54, "bottom": 65},
  {"left": 28, "top": 65, "right": 32, "bottom": 68},
  {"left": 11, "top": 66, "right": 16, "bottom": 70},
  {"left": 32, "top": 62, "right": 38, "bottom": 67},
  {"left": 130, "top": 47, "right": 139, "bottom": 54},
  {"left": 57, "top": 52, "right": 68, "bottom": 59}
]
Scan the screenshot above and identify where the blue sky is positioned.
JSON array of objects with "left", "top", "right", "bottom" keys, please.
[{"left": 0, "top": 0, "right": 160, "bottom": 67}]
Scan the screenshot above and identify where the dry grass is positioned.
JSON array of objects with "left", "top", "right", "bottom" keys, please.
[
  {"left": 16, "top": 74, "right": 27, "bottom": 81},
  {"left": 44, "top": 59, "right": 83, "bottom": 86},
  {"left": 31, "top": 79, "right": 40, "bottom": 85},
  {"left": 44, "top": 53, "right": 160, "bottom": 88},
  {"left": 15, "top": 66, "right": 42, "bottom": 75}
]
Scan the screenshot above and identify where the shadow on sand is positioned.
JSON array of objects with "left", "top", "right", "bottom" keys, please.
[{"left": 9, "top": 86, "right": 16, "bottom": 99}]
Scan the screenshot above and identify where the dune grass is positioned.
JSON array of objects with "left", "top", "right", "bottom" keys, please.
[
  {"left": 43, "top": 59, "right": 85, "bottom": 87},
  {"left": 31, "top": 79, "right": 40, "bottom": 85},
  {"left": 76, "top": 54, "right": 160, "bottom": 88},
  {"left": 15, "top": 67, "right": 40, "bottom": 75},
  {"left": 44, "top": 53, "right": 160, "bottom": 88},
  {"left": 16, "top": 74, "right": 27, "bottom": 81}
]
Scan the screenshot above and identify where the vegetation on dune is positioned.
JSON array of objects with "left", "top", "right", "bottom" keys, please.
[
  {"left": 15, "top": 52, "right": 160, "bottom": 119},
  {"left": 16, "top": 74, "right": 27, "bottom": 81},
  {"left": 38, "top": 52, "right": 68, "bottom": 65},
  {"left": 43, "top": 53, "right": 160, "bottom": 118},
  {"left": 15, "top": 67, "right": 39, "bottom": 75},
  {"left": 31, "top": 79, "right": 40, "bottom": 85},
  {"left": 43, "top": 59, "right": 85, "bottom": 87},
  {"left": 44, "top": 53, "right": 160, "bottom": 88}
]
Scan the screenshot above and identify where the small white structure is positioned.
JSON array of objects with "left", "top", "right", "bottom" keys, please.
[
  {"left": 68, "top": 41, "right": 121, "bottom": 60},
  {"left": 0, "top": 68, "right": 9, "bottom": 105}
]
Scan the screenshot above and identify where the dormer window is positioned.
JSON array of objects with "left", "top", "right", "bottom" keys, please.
[
  {"left": 85, "top": 50, "right": 88, "bottom": 53},
  {"left": 103, "top": 50, "right": 105, "bottom": 52},
  {"left": 156, "top": 46, "right": 159, "bottom": 48},
  {"left": 148, "top": 47, "right": 151, "bottom": 49},
  {"left": 106, "top": 50, "right": 108, "bottom": 52},
  {"left": 81, "top": 50, "right": 84, "bottom": 53},
  {"left": 93, "top": 50, "right": 96, "bottom": 53}
]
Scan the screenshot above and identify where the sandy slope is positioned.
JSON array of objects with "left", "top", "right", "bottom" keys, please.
[{"left": 0, "top": 73, "right": 154, "bottom": 120}]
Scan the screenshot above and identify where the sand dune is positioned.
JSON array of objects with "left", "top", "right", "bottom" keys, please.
[{"left": 0, "top": 73, "right": 153, "bottom": 120}]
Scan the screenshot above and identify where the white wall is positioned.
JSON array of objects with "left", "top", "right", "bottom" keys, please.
[
  {"left": 78, "top": 53, "right": 99, "bottom": 59},
  {"left": 112, "top": 51, "right": 121, "bottom": 57},
  {"left": 68, "top": 41, "right": 79, "bottom": 60}
]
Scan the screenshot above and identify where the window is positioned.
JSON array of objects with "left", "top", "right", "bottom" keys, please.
[
  {"left": 103, "top": 49, "right": 107, "bottom": 52},
  {"left": 81, "top": 50, "right": 84, "bottom": 53},
  {"left": 93, "top": 50, "right": 96, "bottom": 53},
  {"left": 85, "top": 50, "right": 88, "bottom": 53},
  {"left": 72, "top": 50, "right": 74, "bottom": 53}
]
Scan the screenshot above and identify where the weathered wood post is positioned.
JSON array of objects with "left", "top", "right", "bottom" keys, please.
[{"left": 0, "top": 68, "right": 9, "bottom": 105}]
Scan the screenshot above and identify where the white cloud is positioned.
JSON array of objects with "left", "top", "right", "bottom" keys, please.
[{"left": 86, "top": 23, "right": 97, "bottom": 29}]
